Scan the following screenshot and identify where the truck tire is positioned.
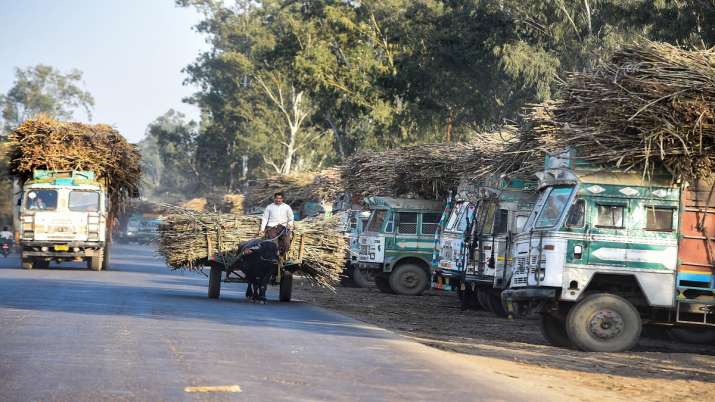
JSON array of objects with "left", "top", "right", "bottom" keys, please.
[
  {"left": 566, "top": 293, "right": 642, "bottom": 352},
  {"left": 208, "top": 264, "right": 221, "bottom": 299},
  {"left": 539, "top": 313, "right": 572, "bottom": 348},
  {"left": 90, "top": 254, "right": 103, "bottom": 271},
  {"left": 21, "top": 255, "right": 33, "bottom": 270},
  {"left": 352, "top": 267, "right": 370, "bottom": 288},
  {"left": 668, "top": 327, "right": 715, "bottom": 344},
  {"left": 374, "top": 274, "right": 394, "bottom": 294},
  {"left": 487, "top": 291, "right": 509, "bottom": 318},
  {"left": 102, "top": 245, "right": 111, "bottom": 271},
  {"left": 279, "top": 271, "right": 293, "bottom": 302},
  {"left": 389, "top": 264, "right": 428, "bottom": 296},
  {"left": 476, "top": 287, "right": 492, "bottom": 311}
]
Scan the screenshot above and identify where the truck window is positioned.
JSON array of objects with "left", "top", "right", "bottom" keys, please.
[
  {"left": 565, "top": 199, "right": 585, "bottom": 228},
  {"left": 493, "top": 209, "right": 509, "bottom": 235},
  {"left": 421, "top": 213, "right": 441, "bottom": 235},
  {"left": 446, "top": 203, "right": 465, "bottom": 231},
  {"left": 25, "top": 190, "right": 58, "bottom": 210},
  {"left": 515, "top": 215, "right": 528, "bottom": 232},
  {"left": 645, "top": 207, "right": 673, "bottom": 232},
  {"left": 535, "top": 187, "right": 574, "bottom": 228},
  {"left": 69, "top": 191, "right": 100, "bottom": 212},
  {"left": 596, "top": 204, "right": 625, "bottom": 228},
  {"left": 397, "top": 212, "right": 418, "bottom": 234},
  {"left": 366, "top": 210, "right": 386, "bottom": 232},
  {"left": 384, "top": 212, "right": 394, "bottom": 233}
]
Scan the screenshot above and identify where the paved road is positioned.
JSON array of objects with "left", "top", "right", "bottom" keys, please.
[{"left": 0, "top": 244, "right": 558, "bottom": 401}]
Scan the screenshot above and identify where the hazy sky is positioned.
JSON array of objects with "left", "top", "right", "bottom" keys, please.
[{"left": 0, "top": 0, "right": 206, "bottom": 142}]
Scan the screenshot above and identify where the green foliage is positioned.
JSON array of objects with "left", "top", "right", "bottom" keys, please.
[
  {"left": 168, "top": 0, "right": 715, "bottom": 192},
  {"left": 0, "top": 64, "right": 94, "bottom": 134}
]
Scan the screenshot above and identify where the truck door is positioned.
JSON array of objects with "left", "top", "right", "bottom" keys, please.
[
  {"left": 586, "top": 198, "right": 628, "bottom": 267},
  {"left": 394, "top": 211, "right": 419, "bottom": 253}
]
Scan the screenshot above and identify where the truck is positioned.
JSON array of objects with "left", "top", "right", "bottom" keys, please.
[
  {"left": 356, "top": 196, "right": 444, "bottom": 295},
  {"left": 432, "top": 178, "right": 535, "bottom": 315},
  {"left": 340, "top": 209, "right": 372, "bottom": 287},
  {"left": 502, "top": 151, "right": 715, "bottom": 351},
  {"left": 14, "top": 170, "right": 110, "bottom": 271}
]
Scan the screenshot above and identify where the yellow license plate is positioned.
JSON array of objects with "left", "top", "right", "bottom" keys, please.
[{"left": 54, "top": 245, "right": 69, "bottom": 251}]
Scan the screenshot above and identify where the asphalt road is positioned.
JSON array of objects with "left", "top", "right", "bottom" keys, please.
[{"left": 0, "top": 244, "right": 562, "bottom": 401}]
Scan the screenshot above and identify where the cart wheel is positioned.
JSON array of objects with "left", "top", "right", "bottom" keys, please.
[
  {"left": 279, "top": 271, "right": 293, "bottom": 302},
  {"left": 208, "top": 264, "right": 221, "bottom": 299}
]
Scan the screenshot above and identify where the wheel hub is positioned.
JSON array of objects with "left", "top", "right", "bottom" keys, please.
[
  {"left": 588, "top": 309, "right": 625, "bottom": 340},
  {"left": 401, "top": 272, "right": 418, "bottom": 288}
]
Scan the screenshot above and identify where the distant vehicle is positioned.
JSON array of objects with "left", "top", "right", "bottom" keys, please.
[
  {"left": 14, "top": 170, "right": 109, "bottom": 270},
  {"left": 121, "top": 214, "right": 143, "bottom": 243},
  {"left": 503, "top": 151, "right": 715, "bottom": 351},
  {"left": 357, "top": 197, "right": 444, "bottom": 295}
]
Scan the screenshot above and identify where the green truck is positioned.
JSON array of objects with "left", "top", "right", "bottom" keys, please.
[
  {"left": 356, "top": 197, "right": 444, "bottom": 295},
  {"left": 503, "top": 151, "right": 715, "bottom": 351},
  {"left": 433, "top": 178, "right": 535, "bottom": 314}
]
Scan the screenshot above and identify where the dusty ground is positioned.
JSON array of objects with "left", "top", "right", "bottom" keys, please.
[{"left": 295, "top": 282, "right": 715, "bottom": 402}]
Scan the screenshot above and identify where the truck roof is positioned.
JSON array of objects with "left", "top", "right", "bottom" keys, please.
[{"left": 364, "top": 196, "right": 444, "bottom": 211}]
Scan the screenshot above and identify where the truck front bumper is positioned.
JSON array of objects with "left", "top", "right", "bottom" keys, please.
[
  {"left": 21, "top": 241, "right": 104, "bottom": 258},
  {"left": 502, "top": 287, "right": 557, "bottom": 302},
  {"left": 357, "top": 262, "right": 382, "bottom": 271}
]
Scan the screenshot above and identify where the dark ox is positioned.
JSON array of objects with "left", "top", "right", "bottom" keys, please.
[{"left": 231, "top": 239, "right": 279, "bottom": 303}]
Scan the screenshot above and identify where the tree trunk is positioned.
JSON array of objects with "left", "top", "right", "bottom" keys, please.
[{"left": 325, "top": 114, "right": 346, "bottom": 159}]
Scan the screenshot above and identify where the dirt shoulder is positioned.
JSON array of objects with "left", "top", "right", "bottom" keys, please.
[{"left": 294, "top": 283, "right": 715, "bottom": 402}]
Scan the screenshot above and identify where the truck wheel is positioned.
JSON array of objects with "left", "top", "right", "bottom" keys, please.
[
  {"left": 352, "top": 267, "right": 370, "bottom": 288},
  {"left": 487, "top": 291, "right": 509, "bottom": 318},
  {"left": 668, "top": 327, "right": 715, "bottom": 344},
  {"left": 476, "top": 288, "right": 492, "bottom": 311},
  {"left": 208, "top": 264, "right": 222, "bottom": 299},
  {"left": 90, "top": 254, "right": 103, "bottom": 271},
  {"left": 102, "top": 245, "right": 111, "bottom": 271},
  {"left": 21, "top": 256, "right": 33, "bottom": 270},
  {"left": 566, "top": 293, "right": 642, "bottom": 352},
  {"left": 389, "top": 264, "right": 428, "bottom": 296},
  {"left": 279, "top": 271, "right": 293, "bottom": 302},
  {"left": 539, "top": 313, "right": 572, "bottom": 347},
  {"left": 374, "top": 274, "right": 394, "bottom": 294}
]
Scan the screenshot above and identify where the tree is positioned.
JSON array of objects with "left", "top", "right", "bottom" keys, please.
[{"left": 0, "top": 64, "right": 94, "bottom": 133}]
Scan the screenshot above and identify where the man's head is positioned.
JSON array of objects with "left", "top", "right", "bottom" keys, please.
[{"left": 273, "top": 192, "right": 284, "bottom": 205}]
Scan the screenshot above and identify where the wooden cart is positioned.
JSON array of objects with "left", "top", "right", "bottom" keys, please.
[{"left": 205, "top": 232, "right": 305, "bottom": 302}]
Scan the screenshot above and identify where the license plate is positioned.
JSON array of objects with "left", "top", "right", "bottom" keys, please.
[{"left": 54, "top": 245, "right": 69, "bottom": 251}]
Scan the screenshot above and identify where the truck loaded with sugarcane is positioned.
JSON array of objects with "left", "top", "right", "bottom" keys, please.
[
  {"left": 500, "top": 41, "right": 715, "bottom": 351},
  {"left": 7, "top": 117, "right": 141, "bottom": 271},
  {"left": 432, "top": 177, "right": 535, "bottom": 315}
]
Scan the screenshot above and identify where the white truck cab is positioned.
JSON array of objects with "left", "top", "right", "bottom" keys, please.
[{"left": 15, "top": 170, "right": 109, "bottom": 270}]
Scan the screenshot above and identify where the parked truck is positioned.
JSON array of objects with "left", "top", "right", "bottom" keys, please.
[
  {"left": 357, "top": 197, "right": 444, "bottom": 295},
  {"left": 433, "top": 178, "right": 535, "bottom": 315},
  {"left": 503, "top": 151, "right": 715, "bottom": 351},
  {"left": 14, "top": 170, "right": 110, "bottom": 271}
]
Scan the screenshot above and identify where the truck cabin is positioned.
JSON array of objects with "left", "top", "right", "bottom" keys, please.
[
  {"left": 434, "top": 179, "right": 534, "bottom": 289},
  {"left": 18, "top": 170, "right": 107, "bottom": 244},
  {"left": 357, "top": 197, "right": 444, "bottom": 295}
]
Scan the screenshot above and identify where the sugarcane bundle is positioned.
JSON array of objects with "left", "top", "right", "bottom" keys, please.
[
  {"left": 341, "top": 129, "right": 513, "bottom": 199},
  {"left": 524, "top": 41, "right": 715, "bottom": 181},
  {"left": 8, "top": 116, "right": 141, "bottom": 214},
  {"left": 156, "top": 205, "right": 347, "bottom": 289},
  {"left": 243, "top": 168, "right": 344, "bottom": 209},
  {"left": 288, "top": 215, "right": 347, "bottom": 289}
]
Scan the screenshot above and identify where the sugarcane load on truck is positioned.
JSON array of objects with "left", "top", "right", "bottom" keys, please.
[
  {"left": 8, "top": 117, "right": 141, "bottom": 271},
  {"left": 502, "top": 41, "right": 715, "bottom": 351}
]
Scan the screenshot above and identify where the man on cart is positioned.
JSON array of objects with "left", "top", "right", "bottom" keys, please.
[{"left": 258, "top": 192, "right": 294, "bottom": 257}]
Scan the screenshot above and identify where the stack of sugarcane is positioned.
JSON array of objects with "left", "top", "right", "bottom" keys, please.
[
  {"left": 341, "top": 129, "right": 512, "bottom": 198},
  {"left": 156, "top": 205, "right": 347, "bottom": 289},
  {"left": 523, "top": 41, "right": 715, "bottom": 181},
  {"left": 8, "top": 116, "right": 141, "bottom": 215},
  {"left": 243, "top": 168, "right": 343, "bottom": 209}
]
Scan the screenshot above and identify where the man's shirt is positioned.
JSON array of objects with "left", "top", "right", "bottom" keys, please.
[
  {"left": 260, "top": 203, "right": 294, "bottom": 231},
  {"left": 0, "top": 231, "right": 13, "bottom": 240}
]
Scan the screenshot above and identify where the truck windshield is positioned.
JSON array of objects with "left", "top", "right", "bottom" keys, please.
[
  {"left": 25, "top": 190, "right": 58, "bottom": 210},
  {"left": 445, "top": 202, "right": 469, "bottom": 232},
  {"left": 69, "top": 191, "right": 100, "bottom": 212},
  {"left": 366, "top": 209, "right": 386, "bottom": 232},
  {"left": 535, "top": 186, "right": 574, "bottom": 228}
]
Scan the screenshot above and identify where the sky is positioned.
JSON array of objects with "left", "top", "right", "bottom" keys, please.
[{"left": 0, "top": 0, "right": 206, "bottom": 142}]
